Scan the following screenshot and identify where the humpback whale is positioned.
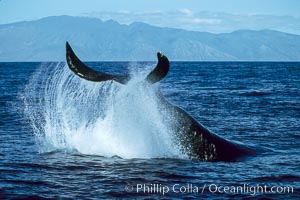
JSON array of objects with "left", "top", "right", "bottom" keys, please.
[{"left": 65, "top": 41, "right": 255, "bottom": 161}]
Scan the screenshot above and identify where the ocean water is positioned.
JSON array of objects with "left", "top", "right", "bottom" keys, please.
[{"left": 0, "top": 61, "right": 299, "bottom": 199}]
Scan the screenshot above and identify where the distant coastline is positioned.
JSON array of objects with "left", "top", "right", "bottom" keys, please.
[{"left": 0, "top": 16, "right": 299, "bottom": 62}]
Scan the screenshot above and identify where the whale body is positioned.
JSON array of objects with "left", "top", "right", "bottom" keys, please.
[{"left": 65, "top": 42, "right": 255, "bottom": 161}]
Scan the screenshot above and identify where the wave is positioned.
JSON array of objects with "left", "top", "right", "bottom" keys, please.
[
  {"left": 240, "top": 91, "right": 273, "bottom": 97},
  {"left": 250, "top": 175, "right": 300, "bottom": 182}
]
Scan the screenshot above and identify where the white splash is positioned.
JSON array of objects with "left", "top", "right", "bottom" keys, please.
[{"left": 24, "top": 62, "right": 183, "bottom": 159}]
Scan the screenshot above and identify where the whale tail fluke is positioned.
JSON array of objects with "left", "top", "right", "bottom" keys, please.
[
  {"left": 65, "top": 41, "right": 169, "bottom": 84},
  {"left": 146, "top": 52, "right": 169, "bottom": 84},
  {"left": 66, "top": 42, "right": 129, "bottom": 84}
]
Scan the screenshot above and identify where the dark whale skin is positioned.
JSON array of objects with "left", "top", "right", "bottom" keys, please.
[{"left": 156, "top": 91, "right": 256, "bottom": 161}]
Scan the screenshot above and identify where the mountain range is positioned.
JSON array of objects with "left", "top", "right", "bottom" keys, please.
[{"left": 0, "top": 15, "right": 299, "bottom": 61}]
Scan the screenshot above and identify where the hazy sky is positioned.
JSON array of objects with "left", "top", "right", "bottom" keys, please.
[{"left": 0, "top": 0, "right": 299, "bottom": 34}]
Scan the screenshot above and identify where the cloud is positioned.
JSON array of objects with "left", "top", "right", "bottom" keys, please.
[
  {"left": 182, "top": 18, "right": 222, "bottom": 25},
  {"left": 179, "top": 8, "right": 193, "bottom": 16},
  {"left": 83, "top": 10, "right": 300, "bottom": 35}
]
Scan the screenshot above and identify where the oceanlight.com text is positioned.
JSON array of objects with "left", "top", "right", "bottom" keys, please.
[{"left": 124, "top": 183, "right": 294, "bottom": 196}]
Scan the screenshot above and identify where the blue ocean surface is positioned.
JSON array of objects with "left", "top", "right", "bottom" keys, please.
[{"left": 0, "top": 61, "right": 299, "bottom": 199}]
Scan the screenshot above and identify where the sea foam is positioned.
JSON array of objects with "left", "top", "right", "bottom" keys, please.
[{"left": 24, "top": 63, "right": 183, "bottom": 159}]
